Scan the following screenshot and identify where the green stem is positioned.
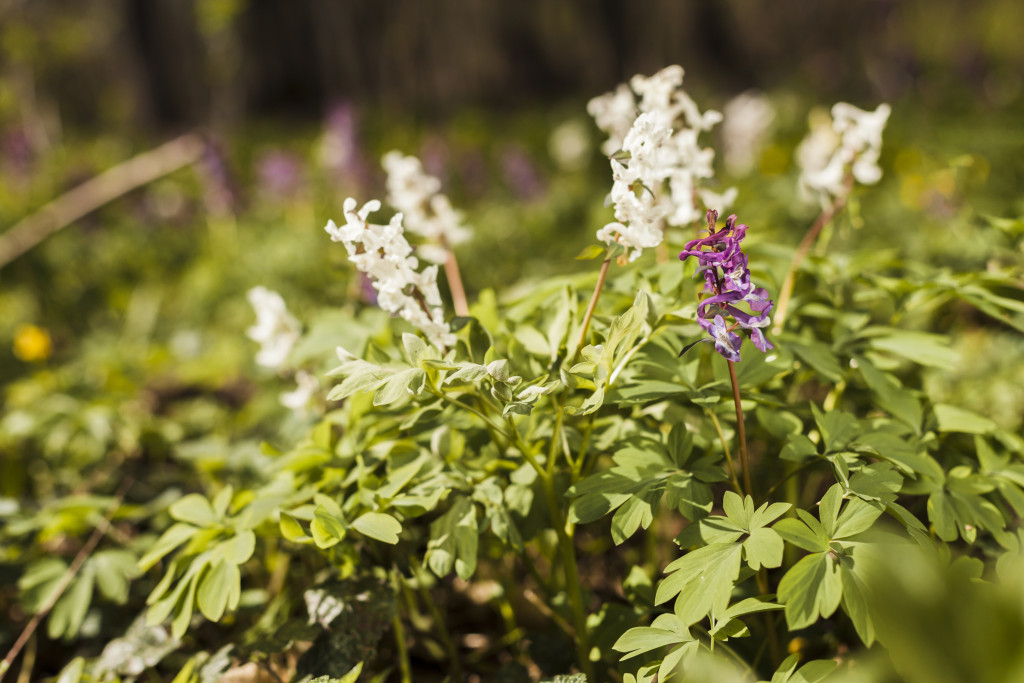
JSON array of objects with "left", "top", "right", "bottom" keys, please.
[
  {"left": 755, "top": 569, "right": 782, "bottom": 666},
  {"left": 413, "top": 569, "right": 463, "bottom": 680},
  {"left": 759, "top": 460, "right": 820, "bottom": 506},
  {"left": 572, "top": 415, "right": 597, "bottom": 480},
  {"left": 392, "top": 611, "right": 412, "bottom": 683},
  {"left": 707, "top": 410, "right": 744, "bottom": 497},
  {"left": 547, "top": 409, "right": 564, "bottom": 478},
  {"left": 430, "top": 388, "right": 510, "bottom": 440},
  {"left": 506, "top": 417, "right": 593, "bottom": 681}
]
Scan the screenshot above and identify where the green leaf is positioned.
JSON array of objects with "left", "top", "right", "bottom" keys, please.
[
  {"left": 657, "top": 543, "right": 742, "bottom": 625},
  {"left": 781, "top": 434, "right": 818, "bottom": 463},
  {"left": 169, "top": 494, "right": 219, "bottom": 527},
  {"left": 279, "top": 512, "right": 310, "bottom": 543},
  {"left": 787, "top": 339, "right": 844, "bottom": 382},
  {"left": 927, "top": 491, "right": 959, "bottom": 542},
  {"left": 710, "top": 597, "right": 783, "bottom": 639},
  {"left": 667, "top": 424, "right": 694, "bottom": 467},
  {"left": 48, "top": 565, "right": 95, "bottom": 639},
  {"left": 846, "top": 462, "right": 902, "bottom": 504},
  {"left": 818, "top": 484, "right": 844, "bottom": 536},
  {"left": 868, "top": 330, "right": 959, "bottom": 369},
  {"left": 374, "top": 368, "right": 426, "bottom": 406},
  {"left": 576, "top": 244, "right": 607, "bottom": 260},
  {"left": 756, "top": 408, "right": 804, "bottom": 438},
  {"left": 612, "top": 627, "right": 689, "bottom": 660},
  {"left": 744, "top": 527, "right": 785, "bottom": 570},
  {"left": 171, "top": 574, "right": 199, "bottom": 639},
  {"left": 568, "top": 470, "right": 638, "bottom": 524},
  {"left": 839, "top": 557, "right": 875, "bottom": 646},
  {"left": 92, "top": 550, "right": 140, "bottom": 604},
  {"left": 774, "top": 518, "right": 828, "bottom": 554},
  {"left": 833, "top": 498, "right": 884, "bottom": 539},
  {"left": 311, "top": 509, "right": 347, "bottom": 549},
  {"left": 197, "top": 561, "right": 237, "bottom": 621},
  {"left": 502, "top": 402, "right": 534, "bottom": 417},
  {"left": 426, "top": 499, "right": 478, "bottom": 580},
  {"left": 934, "top": 404, "right": 997, "bottom": 434},
  {"left": 857, "top": 357, "right": 922, "bottom": 430},
  {"left": 402, "top": 333, "right": 428, "bottom": 365},
  {"left": 138, "top": 523, "right": 198, "bottom": 571},
  {"left": 352, "top": 512, "right": 402, "bottom": 545},
  {"left": 771, "top": 654, "right": 839, "bottom": 683},
  {"left": 611, "top": 486, "right": 661, "bottom": 545},
  {"left": 811, "top": 405, "right": 861, "bottom": 452},
  {"left": 777, "top": 552, "right": 842, "bottom": 629},
  {"left": 219, "top": 530, "right": 256, "bottom": 564}
]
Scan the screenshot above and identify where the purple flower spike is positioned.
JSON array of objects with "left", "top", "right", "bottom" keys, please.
[
  {"left": 708, "top": 315, "right": 742, "bottom": 362},
  {"left": 679, "top": 211, "right": 773, "bottom": 362}
]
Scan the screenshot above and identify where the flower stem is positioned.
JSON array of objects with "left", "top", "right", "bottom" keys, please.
[
  {"left": 726, "top": 360, "right": 753, "bottom": 497},
  {"left": 772, "top": 177, "right": 853, "bottom": 335},
  {"left": 412, "top": 567, "right": 463, "bottom": 680},
  {"left": 430, "top": 388, "right": 510, "bottom": 440},
  {"left": 443, "top": 242, "right": 469, "bottom": 317},
  {"left": 755, "top": 569, "right": 783, "bottom": 665},
  {"left": 574, "top": 257, "right": 612, "bottom": 360},
  {"left": 392, "top": 611, "right": 412, "bottom": 683},
  {"left": 506, "top": 417, "right": 593, "bottom": 681},
  {"left": 707, "top": 410, "right": 744, "bottom": 497}
]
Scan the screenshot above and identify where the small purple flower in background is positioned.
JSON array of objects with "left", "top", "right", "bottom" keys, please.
[
  {"left": 200, "top": 138, "right": 241, "bottom": 217},
  {"left": 1, "top": 127, "right": 34, "bottom": 182},
  {"left": 320, "top": 101, "right": 370, "bottom": 190},
  {"left": 257, "top": 149, "right": 304, "bottom": 198},
  {"left": 679, "top": 210, "right": 774, "bottom": 362},
  {"left": 499, "top": 144, "right": 546, "bottom": 201}
]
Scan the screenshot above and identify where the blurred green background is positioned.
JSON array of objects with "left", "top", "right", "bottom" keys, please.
[
  {"left": 2, "top": 2, "right": 1024, "bottom": 680},
  {"left": 2, "top": 0, "right": 1023, "bottom": 488}
]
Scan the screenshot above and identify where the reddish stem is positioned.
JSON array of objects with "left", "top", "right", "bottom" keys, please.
[{"left": 727, "top": 360, "right": 753, "bottom": 497}]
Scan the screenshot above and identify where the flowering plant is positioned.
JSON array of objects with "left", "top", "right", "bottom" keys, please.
[
  {"left": 680, "top": 210, "right": 773, "bottom": 362},
  {"left": 8, "top": 63, "right": 1024, "bottom": 683}
]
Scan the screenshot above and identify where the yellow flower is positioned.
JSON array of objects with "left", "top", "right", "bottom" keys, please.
[{"left": 13, "top": 324, "right": 52, "bottom": 362}]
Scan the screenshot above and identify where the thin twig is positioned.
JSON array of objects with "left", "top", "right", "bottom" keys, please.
[
  {"left": 443, "top": 244, "right": 469, "bottom": 317},
  {"left": 0, "top": 480, "right": 132, "bottom": 682},
  {"left": 522, "top": 589, "right": 575, "bottom": 637},
  {"left": 771, "top": 176, "right": 854, "bottom": 335},
  {"left": 0, "top": 134, "right": 205, "bottom": 269},
  {"left": 573, "top": 257, "right": 612, "bottom": 361}
]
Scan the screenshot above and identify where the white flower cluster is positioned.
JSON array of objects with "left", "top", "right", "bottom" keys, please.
[
  {"left": 722, "top": 91, "right": 776, "bottom": 176},
  {"left": 382, "top": 151, "right": 471, "bottom": 264},
  {"left": 798, "top": 102, "right": 891, "bottom": 203},
  {"left": 325, "top": 198, "right": 456, "bottom": 350},
  {"left": 588, "top": 65, "right": 735, "bottom": 261},
  {"left": 247, "top": 286, "right": 301, "bottom": 369}
]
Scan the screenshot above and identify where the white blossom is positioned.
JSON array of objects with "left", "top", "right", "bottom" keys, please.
[
  {"left": 587, "top": 84, "right": 636, "bottom": 155},
  {"left": 325, "top": 198, "right": 456, "bottom": 350},
  {"left": 798, "top": 102, "right": 891, "bottom": 203},
  {"left": 590, "top": 66, "right": 734, "bottom": 260},
  {"left": 246, "top": 286, "right": 300, "bottom": 369},
  {"left": 382, "top": 151, "right": 471, "bottom": 263},
  {"left": 722, "top": 91, "right": 775, "bottom": 175},
  {"left": 280, "top": 370, "right": 318, "bottom": 414}
]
